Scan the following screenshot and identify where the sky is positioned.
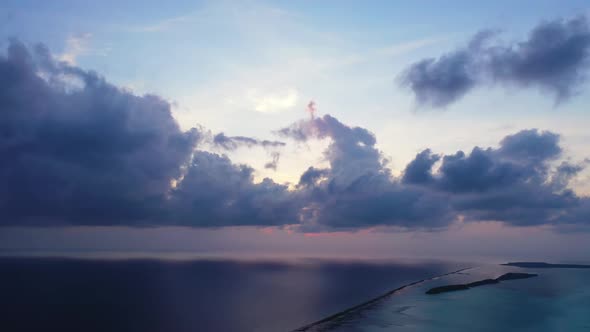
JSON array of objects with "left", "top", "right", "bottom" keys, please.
[{"left": 1, "top": 0, "right": 590, "bottom": 261}]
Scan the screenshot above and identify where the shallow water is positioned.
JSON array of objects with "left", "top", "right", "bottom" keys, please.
[
  {"left": 303, "top": 264, "right": 590, "bottom": 331},
  {"left": 0, "top": 256, "right": 456, "bottom": 332}
]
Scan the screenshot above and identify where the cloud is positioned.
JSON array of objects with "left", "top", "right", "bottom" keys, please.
[
  {"left": 129, "top": 15, "right": 191, "bottom": 33},
  {"left": 279, "top": 115, "right": 454, "bottom": 231},
  {"left": 0, "top": 40, "right": 200, "bottom": 225},
  {"left": 401, "top": 149, "right": 440, "bottom": 185},
  {"left": 168, "top": 151, "right": 300, "bottom": 226},
  {"left": 297, "top": 167, "right": 329, "bottom": 187},
  {"left": 0, "top": 40, "right": 290, "bottom": 227},
  {"left": 212, "top": 133, "right": 286, "bottom": 171},
  {"left": 433, "top": 129, "right": 562, "bottom": 194},
  {"left": 403, "top": 129, "right": 589, "bottom": 226},
  {"left": 264, "top": 152, "right": 281, "bottom": 170},
  {"left": 376, "top": 38, "right": 446, "bottom": 57},
  {"left": 399, "top": 46, "right": 478, "bottom": 108},
  {"left": 551, "top": 161, "right": 586, "bottom": 190},
  {"left": 400, "top": 16, "right": 590, "bottom": 107},
  {"left": 212, "top": 133, "right": 285, "bottom": 150},
  {"left": 246, "top": 88, "right": 298, "bottom": 113},
  {"left": 279, "top": 114, "right": 383, "bottom": 186},
  {"left": 1, "top": 40, "right": 588, "bottom": 231}
]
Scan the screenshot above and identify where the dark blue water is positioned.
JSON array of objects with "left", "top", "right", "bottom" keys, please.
[{"left": 0, "top": 256, "right": 456, "bottom": 332}]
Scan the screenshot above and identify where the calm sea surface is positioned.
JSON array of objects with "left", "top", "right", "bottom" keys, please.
[
  {"left": 304, "top": 263, "right": 590, "bottom": 331},
  {"left": 0, "top": 255, "right": 459, "bottom": 332}
]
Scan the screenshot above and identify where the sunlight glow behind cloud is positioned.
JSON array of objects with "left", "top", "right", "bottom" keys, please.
[
  {"left": 58, "top": 33, "right": 93, "bottom": 65},
  {"left": 246, "top": 88, "right": 299, "bottom": 113}
]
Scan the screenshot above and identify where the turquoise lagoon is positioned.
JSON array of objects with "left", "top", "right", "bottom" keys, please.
[{"left": 300, "top": 264, "right": 590, "bottom": 331}]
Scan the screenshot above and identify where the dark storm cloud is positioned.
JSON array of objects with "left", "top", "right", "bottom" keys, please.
[
  {"left": 168, "top": 151, "right": 299, "bottom": 226},
  {"left": 1, "top": 40, "right": 589, "bottom": 231},
  {"left": 0, "top": 40, "right": 291, "bottom": 227},
  {"left": 279, "top": 114, "right": 382, "bottom": 188},
  {"left": 497, "top": 129, "right": 561, "bottom": 162},
  {"left": 403, "top": 129, "right": 589, "bottom": 226},
  {"left": 279, "top": 115, "right": 455, "bottom": 231},
  {"left": 0, "top": 40, "right": 200, "bottom": 225},
  {"left": 399, "top": 48, "right": 478, "bottom": 108},
  {"left": 279, "top": 114, "right": 588, "bottom": 229},
  {"left": 435, "top": 129, "right": 562, "bottom": 193},
  {"left": 558, "top": 198, "right": 590, "bottom": 225},
  {"left": 400, "top": 16, "right": 590, "bottom": 107},
  {"left": 401, "top": 149, "right": 440, "bottom": 185},
  {"left": 298, "top": 167, "right": 329, "bottom": 187}
]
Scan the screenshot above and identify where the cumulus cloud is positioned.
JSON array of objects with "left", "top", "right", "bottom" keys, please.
[
  {"left": 399, "top": 46, "right": 479, "bottom": 108},
  {"left": 0, "top": 40, "right": 289, "bottom": 227},
  {"left": 297, "top": 167, "right": 329, "bottom": 188},
  {"left": 403, "top": 129, "right": 589, "bottom": 226},
  {"left": 1, "top": 40, "right": 588, "bottom": 231},
  {"left": 0, "top": 40, "right": 200, "bottom": 225},
  {"left": 279, "top": 115, "right": 383, "bottom": 188},
  {"left": 400, "top": 16, "right": 590, "bottom": 107},
  {"left": 402, "top": 149, "right": 440, "bottom": 185},
  {"left": 279, "top": 115, "right": 455, "bottom": 231},
  {"left": 168, "top": 151, "right": 299, "bottom": 226}
]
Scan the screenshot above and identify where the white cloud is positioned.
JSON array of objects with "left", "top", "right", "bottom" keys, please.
[
  {"left": 376, "top": 37, "right": 444, "bottom": 57},
  {"left": 247, "top": 88, "right": 299, "bottom": 113},
  {"left": 128, "top": 15, "right": 191, "bottom": 32}
]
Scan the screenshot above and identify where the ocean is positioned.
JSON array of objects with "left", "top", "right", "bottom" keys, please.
[
  {"left": 301, "top": 263, "right": 590, "bottom": 331},
  {"left": 0, "top": 255, "right": 459, "bottom": 332}
]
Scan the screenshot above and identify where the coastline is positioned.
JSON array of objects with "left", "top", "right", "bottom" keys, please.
[{"left": 292, "top": 267, "right": 472, "bottom": 332}]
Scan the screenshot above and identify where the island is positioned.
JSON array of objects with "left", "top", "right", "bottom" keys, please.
[
  {"left": 426, "top": 284, "right": 469, "bottom": 295},
  {"left": 466, "top": 278, "right": 499, "bottom": 287},
  {"left": 502, "top": 262, "right": 590, "bottom": 269},
  {"left": 426, "top": 273, "right": 537, "bottom": 295}
]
